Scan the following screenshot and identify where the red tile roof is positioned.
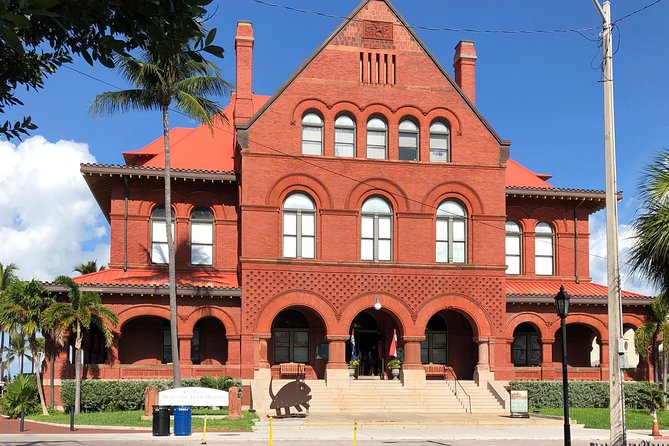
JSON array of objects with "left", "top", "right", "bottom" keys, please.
[
  {"left": 505, "top": 159, "right": 555, "bottom": 189},
  {"left": 72, "top": 268, "right": 239, "bottom": 289},
  {"left": 122, "top": 95, "right": 270, "bottom": 172},
  {"left": 506, "top": 280, "right": 648, "bottom": 299}
]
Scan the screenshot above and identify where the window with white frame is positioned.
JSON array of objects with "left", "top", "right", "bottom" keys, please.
[
  {"left": 430, "top": 121, "right": 451, "bottom": 162},
  {"left": 283, "top": 193, "right": 316, "bottom": 259},
  {"left": 366, "top": 117, "right": 387, "bottom": 159},
  {"left": 301, "top": 112, "right": 323, "bottom": 155},
  {"left": 436, "top": 200, "right": 466, "bottom": 263},
  {"left": 398, "top": 119, "right": 419, "bottom": 161},
  {"left": 361, "top": 196, "right": 392, "bottom": 261},
  {"left": 335, "top": 114, "right": 356, "bottom": 157},
  {"left": 535, "top": 222, "right": 554, "bottom": 275},
  {"left": 190, "top": 207, "right": 214, "bottom": 265},
  {"left": 151, "top": 206, "right": 174, "bottom": 264},
  {"left": 505, "top": 221, "right": 522, "bottom": 275}
]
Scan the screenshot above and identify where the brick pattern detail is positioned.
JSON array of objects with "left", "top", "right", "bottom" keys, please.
[{"left": 363, "top": 20, "right": 393, "bottom": 41}]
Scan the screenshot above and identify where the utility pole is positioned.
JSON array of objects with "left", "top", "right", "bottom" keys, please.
[{"left": 591, "top": 1, "right": 626, "bottom": 445}]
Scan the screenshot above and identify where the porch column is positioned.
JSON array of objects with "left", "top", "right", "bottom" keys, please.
[
  {"left": 226, "top": 335, "right": 241, "bottom": 377},
  {"left": 474, "top": 337, "right": 494, "bottom": 384},
  {"left": 540, "top": 338, "right": 555, "bottom": 380},
  {"left": 401, "top": 336, "right": 426, "bottom": 389},
  {"left": 178, "top": 335, "right": 192, "bottom": 367},
  {"left": 325, "top": 335, "right": 349, "bottom": 389},
  {"left": 600, "top": 339, "right": 610, "bottom": 381},
  {"left": 257, "top": 333, "right": 271, "bottom": 369}
]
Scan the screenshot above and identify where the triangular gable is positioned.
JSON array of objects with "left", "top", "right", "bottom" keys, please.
[{"left": 238, "top": 0, "right": 510, "bottom": 149}]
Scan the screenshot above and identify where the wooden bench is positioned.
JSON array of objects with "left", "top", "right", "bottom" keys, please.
[
  {"left": 279, "top": 362, "right": 305, "bottom": 378},
  {"left": 424, "top": 363, "right": 456, "bottom": 380}
]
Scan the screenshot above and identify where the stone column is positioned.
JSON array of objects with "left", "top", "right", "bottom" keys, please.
[
  {"left": 178, "top": 335, "right": 192, "bottom": 367},
  {"left": 401, "top": 336, "right": 426, "bottom": 389},
  {"left": 474, "top": 337, "right": 494, "bottom": 384},
  {"left": 325, "top": 335, "right": 350, "bottom": 389},
  {"left": 600, "top": 339, "right": 610, "bottom": 381},
  {"left": 226, "top": 335, "right": 241, "bottom": 377},
  {"left": 251, "top": 333, "right": 272, "bottom": 415}
]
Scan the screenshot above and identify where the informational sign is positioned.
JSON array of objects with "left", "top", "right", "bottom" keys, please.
[
  {"left": 510, "top": 390, "right": 529, "bottom": 418},
  {"left": 158, "top": 387, "right": 229, "bottom": 407}
]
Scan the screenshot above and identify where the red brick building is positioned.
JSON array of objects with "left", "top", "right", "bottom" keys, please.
[{"left": 47, "top": 0, "right": 650, "bottom": 407}]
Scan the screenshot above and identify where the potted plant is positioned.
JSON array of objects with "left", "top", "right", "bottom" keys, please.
[
  {"left": 348, "top": 359, "right": 360, "bottom": 378},
  {"left": 387, "top": 358, "right": 402, "bottom": 380}
]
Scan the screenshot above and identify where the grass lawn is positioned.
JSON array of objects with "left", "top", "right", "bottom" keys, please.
[
  {"left": 537, "top": 408, "right": 667, "bottom": 430},
  {"left": 27, "top": 410, "right": 258, "bottom": 431}
]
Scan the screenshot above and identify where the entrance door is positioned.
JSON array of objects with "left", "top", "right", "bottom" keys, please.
[{"left": 349, "top": 311, "right": 384, "bottom": 376}]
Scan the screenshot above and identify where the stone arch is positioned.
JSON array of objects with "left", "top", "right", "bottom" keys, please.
[
  {"left": 265, "top": 173, "right": 334, "bottom": 209},
  {"left": 182, "top": 306, "right": 238, "bottom": 337},
  {"left": 415, "top": 294, "right": 492, "bottom": 338},
  {"left": 117, "top": 305, "right": 171, "bottom": 330},
  {"left": 338, "top": 292, "right": 411, "bottom": 336},
  {"left": 505, "top": 312, "right": 551, "bottom": 340},
  {"left": 345, "top": 177, "right": 410, "bottom": 212},
  {"left": 255, "top": 291, "right": 337, "bottom": 334},
  {"left": 421, "top": 181, "right": 485, "bottom": 216}
]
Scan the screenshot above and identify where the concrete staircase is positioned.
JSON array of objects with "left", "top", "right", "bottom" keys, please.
[{"left": 258, "top": 378, "right": 506, "bottom": 415}]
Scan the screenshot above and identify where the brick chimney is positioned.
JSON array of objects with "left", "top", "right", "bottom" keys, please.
[
  {"left": 234, "top": 21, "right": 254, "bottom": 123},
  {"left": 453, "top": 40, "right": 477, "bottom": 103}
]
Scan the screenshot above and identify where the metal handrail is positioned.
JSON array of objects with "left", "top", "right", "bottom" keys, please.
[{"left": 446, "top": 368, "right": 472, "bottom": 413}]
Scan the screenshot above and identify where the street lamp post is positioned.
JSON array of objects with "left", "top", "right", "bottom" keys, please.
[{"left": 555, "top": 285, "right": 572, "bottom": 446}]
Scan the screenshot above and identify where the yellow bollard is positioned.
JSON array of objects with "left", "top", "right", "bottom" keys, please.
[
  {"left": 353, "top": 420, "right": 357, "bottom": 446},
  {"left": 201, "top": 414, "right": 208, "bottom": 445},
  {"left": 269, "top": 416, "right": 273, "bottom": 446}
]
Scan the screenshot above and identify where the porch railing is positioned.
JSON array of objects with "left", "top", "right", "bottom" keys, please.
[{"left": 446, "top": 372, "right": 471, "bottom": 413}]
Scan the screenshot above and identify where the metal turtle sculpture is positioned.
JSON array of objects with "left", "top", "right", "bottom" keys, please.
[{"left": 268, "top": 376, "right": 312, "bottom": 417}]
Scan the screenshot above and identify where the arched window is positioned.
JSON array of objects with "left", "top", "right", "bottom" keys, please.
[
  {"left": 366, "top": 117, "right": 387, "bottom": 159},
  {"left": 398, "top": 119, "right": 419, "bottom": 161},
  {"left": 190, "top": 207, "right": 214, "bottom": 265},
  {"left": 505, "top": 221, "right": 522, "bottom": 275},
  {"left": 273, "top": 309, "right": 309, "bottom": 363},
  {"left": 430, "top": 121, "right": 451, "bottom": 162},
  {"left": 283, "top": 193, "right": 316, "bottom": 259},
  {"left": 512, "top": 323, "right": 541, "bottom": 366},
  {"left": 335, "top": 114, "right": 356, "bottom": 157},
  {"left": 535, "top": 222, "right": 554, "bottom": 275},
  {"left": 151, "top": 206, "right": 174, "bottom": 264},
  {"left": 302, "top": 112, "right": 323, "bottom": 155},
  {"left": 436, "top": 200, "right": 467, "bottom": 263},
  {"left": 361, "top": 196, "right": 392, "bottom": 261},
  {"left": 421, "top": 314, "right": 448, "bottom": 364}
]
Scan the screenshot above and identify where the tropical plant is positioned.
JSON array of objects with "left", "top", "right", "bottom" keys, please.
[
  {"left": 42, "top": 276, "right": 118, "bottom": 415},
  {"left": 0, "top": 280, "right": 54, "bottom": 415},
  {"left": 90, "top": 46, "right": 228, "bottom": 387},
  {"left": 348, "top": 358, "right": 361, "bottom": 368},
  {"left": 3, "top": 330, "right": 29, "bottom": 376},
  {"left": 386, "top": 358, "right": 402, "bottom": 369},
  {"left": 634, "top": 294, "right": 669, "bottom": 383},
  {"left": 0, "top": 374, "right": 39, "bottom": 418},
  {"left": 629, "top": 150, "right": 669, "bottom": 295},
  {"left": 0, "top": 262, "right": 19, "bottom": 382},
  {"left": 73, "top": 260, "right": 106, "bottom": 275}
]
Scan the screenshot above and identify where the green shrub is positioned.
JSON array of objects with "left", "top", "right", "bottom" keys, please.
[
  {"left": 1, "top": 375, "right": 39, "bottom": 418},
  {"left": 510, "top": 380, "right": 662, "bottom": 409}
]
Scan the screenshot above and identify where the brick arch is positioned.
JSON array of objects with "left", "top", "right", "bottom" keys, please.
[
  {"left": 415, "top": 294, "right": 492, "bottom": 338},
  {"left": 393, "top": 106, "right": 424, "bottom": 126},
  {"left": 505, "top": 312, "right": 551, "bottom": 340},
  {"left": 547, "top": 313, "right": 608, "bottom": 339},
  {"left": 182, "top": 306, "right": 238, "bottom": 337},
  {"left": 360, "top": 103, "right": 395, "bottom": 118},
  {"left": 338, "top": 292, "right": 412, "bottom": 336},
  {"left": 255, "top": 291, "right": 337, "bottom": 334},
  {"left": 531, "top": 208, "right": 568, "bottom": 234},
  {"left": 330, "top": 101, "right": 364, "bottom": 116},
  {"left": 265, "top": 173, "right": 334, "bottom": 209},
  {"left": 623, "top": 314, "right": 645, "bottom": 330},
  {"left": 345, "top": 178, "right": 410, "bottom": 212},
  {"left": 506, "top": 206, "right": 532, "bottom": 229},
  {"left": 290, "top": 99, "right": 330, "bottom": 125},
  {"left": 420, "top": 181, "right": 485, "bottom": 216},
  {"left": 425, "top": 107, "right": 462, "bottom": 136},
  {"left": 137, "top": 190, "right": 185, "bottom": 217},
  {"left": 117, "top": 305, "right": 170, "bottom": 330},
  {"left": 182, "top": 192, "right": 227, "bottom": 219}
]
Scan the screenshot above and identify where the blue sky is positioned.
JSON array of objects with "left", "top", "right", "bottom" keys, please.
[{"left": 1, "top": 0, "right": 668, "bottom": 292}]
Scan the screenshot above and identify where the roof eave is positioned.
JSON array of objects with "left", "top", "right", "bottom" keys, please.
[
  {"left": 44, "top": 283, "right": 242, "bottom": 298},
  {"left": 507, "top": 295, "right": 652, "bottom": 306}
]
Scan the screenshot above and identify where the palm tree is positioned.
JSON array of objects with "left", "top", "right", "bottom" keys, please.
[
  {"left": 90, "top": 46, "right": 228, "bottom": 387},
  {"left": 629, "top": 150, "right": 669, "bottom": 294},
  {"left": 3, "top": 329, "right": 29, "bottom": 375},
  {"left": 42, "top": 275, "right": 118, "bottom": 415},
  {"left": 634, "top": 294, "right": 669, "bottom": 383},
  {"left": 0, "top": 262, "right": 19, "bottom": 382},
  {"left": 0, "top": 280, "right": 54, "bottom": 414},
  {"left": 73, "top": 260, "right": 105, "bottom": 275}
]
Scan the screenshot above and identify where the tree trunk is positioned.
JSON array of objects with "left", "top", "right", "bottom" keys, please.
[
  {"left": 19, "top": 352, "right": 24, "bottom": 375},
  {"left": 34, "top": 353, "right": 48, "bottom": 416},
  {"left": 74, "top": 324, "right": 82, "bottom": 415},
  {"left": 49, "top": 331, "right": 55, "bottom": 409},
  {"left": 653, "top": 329, "right": 661, "bottom": 383},
  {"left": 163, "top": 105, "right": 181, "bottom": 388},
  {"left": 0, "top": 331, "right": 5, "bottom": 381}
]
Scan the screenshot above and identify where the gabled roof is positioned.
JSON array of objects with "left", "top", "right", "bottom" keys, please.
[
  {"left": 505, "top": 159, "right": 554, "bottom": 189},
  {"left": 238, "top": 0, "right": 510, "bottom": 149},
  {"left": 507, "top": 279, "right": 650, "bottom": 305}
]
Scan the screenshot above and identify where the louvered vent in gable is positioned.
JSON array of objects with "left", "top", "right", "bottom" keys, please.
[{"left": 359, "top": 51, "right": 396, "bottom": 85}]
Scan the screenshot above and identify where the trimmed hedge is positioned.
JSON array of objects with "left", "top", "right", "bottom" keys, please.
[
  {"left": 60, "top": 376, "right": 243, "bottom": 412},
  {"left": 510, "top": 381, "right": 663, "bottom": 409}
]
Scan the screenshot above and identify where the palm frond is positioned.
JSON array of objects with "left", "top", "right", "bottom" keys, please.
[{"left": 90, "top": 90, "right": 160, "bottom": 116}]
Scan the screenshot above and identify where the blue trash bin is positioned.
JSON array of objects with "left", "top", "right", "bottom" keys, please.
[{"left": 173, "top": 405, "right": 192, "bottom": 436}]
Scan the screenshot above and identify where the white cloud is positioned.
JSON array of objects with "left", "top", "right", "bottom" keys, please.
[
  {"left": 0, "top": 136, "right": 109, "bottom": 281},
  {"left": 589, "top": 211, "right": 660, "bottom": 297}
]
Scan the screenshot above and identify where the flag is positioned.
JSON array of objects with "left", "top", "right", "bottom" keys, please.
[
  {"left": 389, "top": 328, "right": 397, "bottom": 357},
  {"left": 350, "top": 330, "right": 359, "bottom": 360}
]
